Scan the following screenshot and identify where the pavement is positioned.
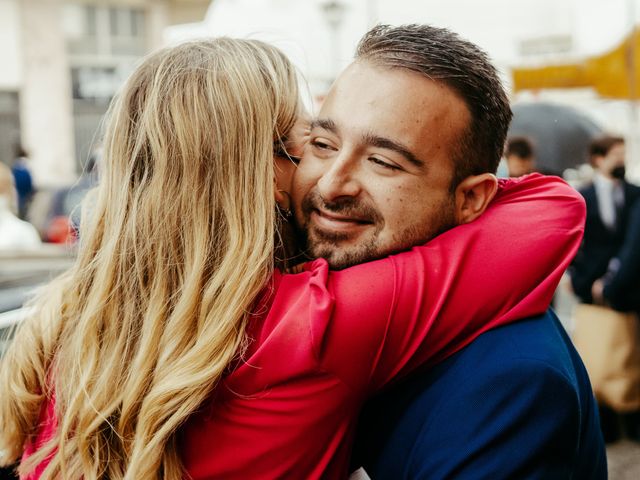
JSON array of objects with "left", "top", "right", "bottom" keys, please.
[{"left": 607, "top": 440, "right": 640, "bottom": 479}]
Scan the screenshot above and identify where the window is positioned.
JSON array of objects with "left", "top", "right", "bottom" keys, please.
[{"left": 64, "top": 4, "right": 146, "bottom": 57}]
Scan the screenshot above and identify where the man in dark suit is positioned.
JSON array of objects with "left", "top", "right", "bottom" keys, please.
[
  {"left": 594, "top": 199, "right": 640, "bottom": 316},
  {"left": 570, "top": 136, "right": 640, "bottom": 304},
  {"left": 352, "top": 310, "right": 606, "bottom": 479},
  {"left": 287, "top": 22, "right": 604, "bottom": 477},
  {"left": 569, "top": 135, "right": 640, "bottom": 442},
  {"left": 590, "top": 197, "right": 640, "bottom": 442}
]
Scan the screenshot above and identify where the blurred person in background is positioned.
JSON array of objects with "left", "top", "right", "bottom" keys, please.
[
  {"left": 593, "top": 198, "right": 640, "bottom": 317},
  {"left": 0, "top": 162, "right": 41, "bottom": 251},
  {"left": 570, "top": 135, "right": 640, "bottom": 442},
  {"left": 24, "top": 146, "right": 101, "bottom": 246},
  {"left": 505, "top": 136, "right": 536, "bottom": 177},
  {"left": 571, "top": 136, "right": 640, "bottom": 304},
  {"left": 10, "top": 146, "right": 35, "bottom": 220},
  {"left": 590, "top": 196, "right": 640, "bottom": 443},
  {"left": 0, "top": 35, "right": 584, "bottom": 480}
]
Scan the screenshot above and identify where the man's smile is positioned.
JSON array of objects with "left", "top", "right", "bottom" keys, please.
[{"left": 310, "top": 208, "right": 373, "bottom": 234}]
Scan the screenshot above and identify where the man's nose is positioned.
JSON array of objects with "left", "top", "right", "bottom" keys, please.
[{"left": 316, "top": 154, "right": 362, "bottom": 201}]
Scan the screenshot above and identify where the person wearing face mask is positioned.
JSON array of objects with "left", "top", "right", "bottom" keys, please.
[
  {"left": 570, "top": 136, "right": 640, "bottom": 305},
  {"left": 570, "top": 135, "right": 640, "bottom": 443}
]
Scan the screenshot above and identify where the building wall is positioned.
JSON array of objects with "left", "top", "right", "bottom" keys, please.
[
  {"left": 63, "top": 1, "right": 156, "bottom": 169},
  {"left": 0, "top": 0, "right": 23, "bottom": 167},
  {"left": 0, "top": 0, "right": 22, "bottom": 91},
  {"left": 0, "top": 0, "right": 205, "bottom": 188},
  {"left": 63, "top": 1, "right": 187, "bottom": 171},
  {"left": 20, "top": 0, "right": 76, "bottom": 187}
]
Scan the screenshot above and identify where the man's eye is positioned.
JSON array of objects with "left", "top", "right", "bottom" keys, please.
[
  {"left": 311, "top": 140, "right": 333, "bottom": 151},
  {"left": 370, "top": 157, "right": 400, "bottom": 171}
]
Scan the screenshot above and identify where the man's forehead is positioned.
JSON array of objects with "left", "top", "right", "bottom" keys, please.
[{"left": 322, "top": 62, "right": 469, "bottom": 126}]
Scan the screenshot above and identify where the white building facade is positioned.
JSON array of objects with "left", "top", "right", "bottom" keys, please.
[{"left": 0, "top": 0, "right": 209, "bottom": 187}]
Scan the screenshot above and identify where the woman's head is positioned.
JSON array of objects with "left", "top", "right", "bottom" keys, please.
[
  {"left": 1, "top": 38, "right": 301, "bottom": 479},
  {"left": 100, "top": 37, "right": 300, "bottom": 240}
]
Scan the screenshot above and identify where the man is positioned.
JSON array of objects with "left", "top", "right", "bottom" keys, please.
[
  {"left": 291, "top": 24, "right": 605, "bottom": 478},
  {"left": 582, "top": 137, "right": 640, "bottom": 315},
  {"left": 570, "top": 135, "right": 640, "bottom": 443},
  {"left": 571, "top": 136, "right": 640, "bottom": 304},
  {"left": 505, "top": 136, "right": 536, "bottom": 177},
  {"left": 595, "top": 199, "right": 640, "bottom": 316}
]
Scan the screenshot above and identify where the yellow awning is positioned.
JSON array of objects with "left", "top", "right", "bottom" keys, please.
[{"left": 512, "top": 28, "right": 640, "bottom": 99}]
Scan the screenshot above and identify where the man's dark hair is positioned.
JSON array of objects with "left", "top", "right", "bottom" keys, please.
[
  {"left": 506, "top": 136, "right": 534, "bottom": 159},
  {"left": 589, "top": 135, "right": 624, "bottom": 162},
  {"left": 355, "top": 24, "right": 512, "bottom": 189}
]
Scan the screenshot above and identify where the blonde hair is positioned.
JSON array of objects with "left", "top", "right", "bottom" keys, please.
[{"left": 0, "top": 38, "right": 299, "bottom": 478}]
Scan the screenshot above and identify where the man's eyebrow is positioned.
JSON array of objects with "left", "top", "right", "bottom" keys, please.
[
  {"left": 362, "top": 132, "right": 425, "bottom": 168},
  {"left": 310, "top": 118, "right": 338, "bottom": 134},
  {"left": 310, "top": 118, "right": 425, "bottom": 169}
]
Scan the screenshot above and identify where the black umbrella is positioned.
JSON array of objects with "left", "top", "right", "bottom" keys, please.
[{"left": 508, "top": 102, "right": 603, "bottom": 175}]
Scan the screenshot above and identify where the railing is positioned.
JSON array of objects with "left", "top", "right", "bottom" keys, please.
[
  {"left": 0, "top": 244, "right": 76, "bottom": 274},
  {"left": 0, "top": 308, "right": 28, "bottom": 330},
  {"left": 0, "top": 245, "right": 70, "bottom": 358},
  {"left": 0, "top": 308, "right": 29, "bottom": 358}
]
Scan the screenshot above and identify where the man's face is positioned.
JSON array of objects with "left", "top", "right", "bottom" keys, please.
[{"left": 292, "top": 61, "right": 470, "bottom": 269}]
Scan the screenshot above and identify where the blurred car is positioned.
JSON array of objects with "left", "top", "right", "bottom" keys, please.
[{"left": 27, "top": 180, "right": 94, "bottom": 244}]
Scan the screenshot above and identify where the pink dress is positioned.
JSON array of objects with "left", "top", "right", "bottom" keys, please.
[{"left": 22, "top": 175, "right": 586, "bottom": 479}]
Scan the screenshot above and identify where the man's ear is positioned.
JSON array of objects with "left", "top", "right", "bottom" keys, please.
[{"left": 453, "top": 173, "right": 498, "bottom": 224}]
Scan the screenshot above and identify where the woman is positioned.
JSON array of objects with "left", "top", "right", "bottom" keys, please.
[{"left": 0, "top": 38, "right": 584, "bottom": 479}]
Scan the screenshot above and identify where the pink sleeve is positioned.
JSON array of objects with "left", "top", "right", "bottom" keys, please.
[
  {"left": 317, "top": 174, "right": 585, "bottom": 393},
  {"left": 20, "top": 395, "right": 56, "bottom": 479}
]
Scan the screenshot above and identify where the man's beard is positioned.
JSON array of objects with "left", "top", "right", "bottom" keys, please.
[{"left": 297, "top": 189, "right": 457, "bottom": 270}]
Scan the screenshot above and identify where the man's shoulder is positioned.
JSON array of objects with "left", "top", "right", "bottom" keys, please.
[
  {"left": 427, "top": 313, "right": 582, "bottom": 393},
  {"left": 357, "top": 312, "right": 586, "bottom": 438},
  {"left": 353, "top": 312, "right": 606, "bottom": 480},
  {"left": 625, "top": 180, "right": 640, "bottom": 198}
]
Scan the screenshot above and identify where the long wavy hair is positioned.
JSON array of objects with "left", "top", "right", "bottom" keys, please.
[{"left": 0, "top": 38, "right": 300, "bottom": 479}]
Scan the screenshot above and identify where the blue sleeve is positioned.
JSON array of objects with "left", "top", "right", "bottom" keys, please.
[
  {"left": 603, "top": 199, "right": 640, "bottom": 310},
  {"left": 404, "top": 361, "right": 582, "bottom": 479},
  {"left": 353, "top": 315, "right": 606, "bottom": 480}
]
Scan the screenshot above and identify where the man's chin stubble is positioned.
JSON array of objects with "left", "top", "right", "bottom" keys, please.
[
  {"left": 314, "top": 248, "right": 377, "bottom": 270},
  {"left": 309, "top": 213, "right": 457, "bottom": 270},
  {"left": 309, "top": 235, "right": 381, "bottom": 270}
]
